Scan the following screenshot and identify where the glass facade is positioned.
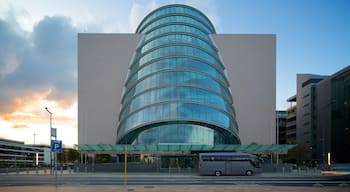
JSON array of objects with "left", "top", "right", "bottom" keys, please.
[
  {"left": 331, "top": 71, "right": 350, "bottom": 162},
  {"left": 117, "top": 4, "right": 240, "bottom": 145}
]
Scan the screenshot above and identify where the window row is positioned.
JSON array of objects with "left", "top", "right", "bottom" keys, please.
[
  {"left": 127, "top": 57, "right": 227, "bottom": 89},
  {"left": 140, "top": 15, "right": 212, "bottom": 34},
  {"left": 120, "top": 86, "right": 234, "bottom": 121},
  {"left": 118, "top": 102, "right": 237, "bottom": 136},
  {"left": 144, "top": 24, "right": 210, "bottom": 42},
  {"left": 201, "top": 155, "right": 254, "bottom": 161},
  {"left": 123, "top": 71, "right": 232, "bottom": 105},
  {"left": 137, "top": 6, "right": 214, "bottom": 33},
  {"left": 134, "top": 45, "right": 222, "bottom": 71},
  {"left": 140, "top": 34, "right": 217, "bottom": 56},
  {"left": 134, "top": 125, "right": 219, "bottom": 145}
]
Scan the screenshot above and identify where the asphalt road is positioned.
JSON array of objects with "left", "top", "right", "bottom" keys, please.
[{"left": 1, "top": 174, "right": 349, "bottom": 187}]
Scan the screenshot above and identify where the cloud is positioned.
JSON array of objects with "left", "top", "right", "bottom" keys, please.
[
  {"left": 129, "top": 0, "right": 159, "bottom": 32},
  {"left": 0, "top": 14, "right": 78, "bottom": 145},
  {"left": 11, "top": 124, "right": 29, "bottom": 129},
  {"left": 0, "top": 91, "right": 75, "bottom": 125},
  {"left": 0, "top": 15, "right": 77, "bottom": 116},
  {"left": 0, "top": 51, "right": 19, "bottom": 76},
  {"left": 181, "top": 0, "right": 220, "bottom": 31},
  {"left": 0, "top": 20, "right": 27, "bottom": 79}
]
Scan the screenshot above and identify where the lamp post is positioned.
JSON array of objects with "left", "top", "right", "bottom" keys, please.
[{"left": 45, "top": 107, "right": 53, "bottom": 175}]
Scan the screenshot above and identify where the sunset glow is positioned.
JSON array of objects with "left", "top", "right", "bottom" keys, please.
[{"left": 0, "top": 89, "right": 77, "bottom": 146}]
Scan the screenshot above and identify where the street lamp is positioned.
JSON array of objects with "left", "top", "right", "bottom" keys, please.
[{"left": 45, "top": 107, "right": 53, "bottom": 175}]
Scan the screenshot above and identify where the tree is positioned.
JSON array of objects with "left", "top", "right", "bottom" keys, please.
[
  {"left": 67, "top": 148, "right": 80, "bottom": 163},
  {"left": 281, "top": 142, "right": 310, "bottom": 165},
  {"left": 57, "top": 148, "right": 80, "bottom": 164},
  {"left": 95, "top": 154, "right": 112, "bottom": 163}
]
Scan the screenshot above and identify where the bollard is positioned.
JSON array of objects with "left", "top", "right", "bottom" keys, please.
[
  {"left": 60, "top": 166, "right": 63, "bottom": 174},
  {"left": 26, "top": 167, "right": 29, "bottom": 174},
  {"left": 35, "top": 167, "right": 38, "bottom": 174},
  {"left": 16, "top": 168, "right": 19, "bottom": 175},
  {"left": 282, "top": 167, "right": 285, "bottom": 176}
]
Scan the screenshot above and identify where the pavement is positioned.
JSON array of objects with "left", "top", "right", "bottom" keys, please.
[
  {"left": 0, "top": 168, "right": 326, "bottom": 177},
  {"left": 1, "top": 170, "right": 349, "bottom": 192},
  {"left": 0, "top": 185, "right": 349, "bottom": 192}
]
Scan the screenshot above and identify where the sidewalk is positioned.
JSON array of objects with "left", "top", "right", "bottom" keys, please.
[
  {"left": 0, "top": 169, "right": 326, "bottom": 177},
  {"left": 0, "top": 185, "right": 349, "bottom": 192}
]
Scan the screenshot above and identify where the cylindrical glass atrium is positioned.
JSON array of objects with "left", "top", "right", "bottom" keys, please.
[{"left": 117, "top": 4, "right": 240, "bottom": 145}]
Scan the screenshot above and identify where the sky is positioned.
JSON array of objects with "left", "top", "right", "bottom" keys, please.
[{"left": 0, "top": 0, "right": 349, "bottom": 147}]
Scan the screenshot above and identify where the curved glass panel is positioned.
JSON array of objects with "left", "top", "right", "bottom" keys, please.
[
  {"left": 123, "top": 71, "right": 232, "bottom": 104},
  {"left": 132, "top": 45, "right": 224, "bottom": 71},
  {"left": 120, "top": 86, "right": 234, "bottom": 121},
  {"left": 126, "top": 57, "right": 228, "bottom": 88},
  {"left": 137, "top": 5, "right": 215, "bottom": 33},
  {"left": 118, "top": 102, "right": 237, "bottom": 136},
  {"left": 134, "top": 125, "right": 232, "bottom": 145},
  {"left": 117, "top": 4, "right": 240, "bottom": 144},
  {"left": 145, "top": 24, "right": 210, "bottom": 41},
  {"left": 140, "top": 15, "right": 212, "bottom": 34},
  {"left": 140, "top": 34, "right": 216, "bottom": 55}
]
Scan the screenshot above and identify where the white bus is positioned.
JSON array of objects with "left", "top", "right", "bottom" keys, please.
[{"left": 198, "top": 152, "right": 262, "bottom": 176}]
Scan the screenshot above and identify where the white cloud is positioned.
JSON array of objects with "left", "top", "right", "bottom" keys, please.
[
  {"left": 129, "top": 0, "right": 159, "bottom": 32},
  {"left": 180, "top": 0, "right": 221, "bottom": 31},
  {"left": 0, "top": 14, "right": 78, "bottom": 145},
  {"left": 0, "top": 52, "right": 19, "bottom": 77}
]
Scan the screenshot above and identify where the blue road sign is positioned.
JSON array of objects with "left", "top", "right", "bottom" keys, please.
[{"left": 51, "top": 140, "right": 62, "bottom": 153}]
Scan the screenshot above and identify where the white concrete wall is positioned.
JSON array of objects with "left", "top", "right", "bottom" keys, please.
[
  {"left": 212, "top": 34, "right": 276, "bottom": 144},
  {"left": 78, "top": 34, "right": 141, "bottom": 144}
]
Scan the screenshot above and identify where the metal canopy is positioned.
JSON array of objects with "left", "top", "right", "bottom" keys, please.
[{"left": 76, "top": 144, "right": 296, "bottom": 155}]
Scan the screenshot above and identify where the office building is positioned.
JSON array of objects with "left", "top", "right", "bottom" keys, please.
[
  {"left": 296, "top": 74, "right": 327, "bottom": 149},
  {"left": 276, "top": 110, "right": 287, "bottom": 144},
  {"left": 315, "top": 66, "right": 350, "bottom": 162},
  {"left": 0, "top": 138, "right": 50, "bottom": 168},
  {"left": 292, "top": 66, "right": 350, "bottom": 162},
  {"left": 286, "top": 96, "right": 297, "bottom": 143}
]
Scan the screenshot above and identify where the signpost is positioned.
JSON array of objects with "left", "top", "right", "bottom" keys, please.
[{"left": 51, "top": 140, "right": 62, "bottom": 187}]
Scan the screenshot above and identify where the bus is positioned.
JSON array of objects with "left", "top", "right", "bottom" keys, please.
[{"left": 198, "top": 152, "right": 262, "bottom": 176}]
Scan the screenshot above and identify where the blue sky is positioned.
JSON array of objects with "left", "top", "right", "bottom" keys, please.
[{"left": 0, "top": 0, "right": 349, "bottom": 145}]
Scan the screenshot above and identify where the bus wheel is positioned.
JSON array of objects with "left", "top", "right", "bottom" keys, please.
[
  {"left": 245, "top": 170, "right": 253, "bottom": 176},
  {"left": 215, "top": 171, "right": 221, "bottom": 176}
]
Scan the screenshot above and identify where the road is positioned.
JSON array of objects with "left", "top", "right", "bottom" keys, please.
[{"left": 1, "top": 174, "right": 349, "bottom": 187}]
